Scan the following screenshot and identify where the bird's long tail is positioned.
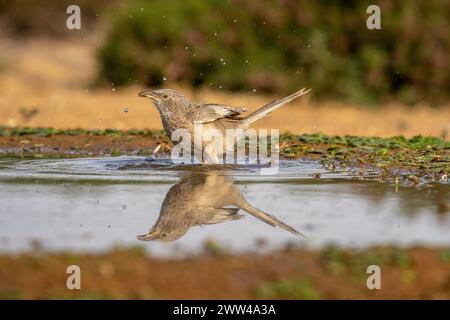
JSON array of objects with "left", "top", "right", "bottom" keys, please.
[
  {"left": 238, "top": 88, "right": 311, "bottom": 128},
  {"left": 239, "top": 201, "right": 305, "bottom": 237}
]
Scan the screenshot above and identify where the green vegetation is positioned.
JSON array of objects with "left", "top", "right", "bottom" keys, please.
[
  {"left": 19, "top": 107, "right": 39, "bottom": 122},
  {"left": 0, "top": 127, "right": 448, "bottom": 176},
  {"left": 0, "top": 126, "right": 167, "bottom": 138},
  {"left": 320, "top": 246, "right": 415, "bottom": 276},
  {"left": 203, "top": 238, "right": 226, "bottom": 256},
  {"left": 0, "top": 290, "right": 23, "bottom": 299},
  {"left": 281, "top": 134, "right": 450, "bottom": 150},
  {"left": 321, "top": 246, "right": 389, "bottom": 275},
  {"left": 280, "top": 133, "right": 449, "bottom": 175},
  {"left": 98, "top": 0, "right": 450, "bottom": 105},
  {"left": 110, "top": 148, "right": 123, "bottom": 157},
  {"left": 440, "top": 249, "right": 450, "bottom": 263},
  {"left": 2, "top": 126, "right": 448, "bottom": 150},
  {"left": 256, "top": 278, "right": 322, "bottom": 299},
  {"left": 0, "top": 0, "right": 115, "bottom": 36}
]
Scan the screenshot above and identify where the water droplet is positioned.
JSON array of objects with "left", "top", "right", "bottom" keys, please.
[
  {"left": 122, "top": 204, "right": 127, "bottom": 210},
  {"left": 214, "top": 32, "right": 217, "bottom": 36},
  {"left": 112, "top": 88, "right": 116, "bottom": 92},
  {"left": 140, "top": 7, "right": 144, "bottom": 11},
  {"left": 163, "top": 77, "right": 167, "bottom": 81},
  {"left": 233, "top": 19, "right": 237, "bottom": 23},
  {"left": 307, "top": 44, "right": 311, "bottom": 48},
  {"left": 185, "top": 46, "right": 189, "bottom": 50},
  {"left": 252, "top": 89, "right": 256, "bottom": 92},
  {"left": 123, "top": 107, "right": 128, "bottom": 113}
]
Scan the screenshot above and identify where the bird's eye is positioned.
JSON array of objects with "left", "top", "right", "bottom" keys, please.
[{"left": 162, "top": 94, "right": 169, "bottom": 99}]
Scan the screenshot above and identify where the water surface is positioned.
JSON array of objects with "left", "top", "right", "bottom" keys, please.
[{"left": 0, "top": 157, "right": 448, "bottom": 257}]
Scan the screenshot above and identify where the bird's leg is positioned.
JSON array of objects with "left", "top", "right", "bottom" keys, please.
[{"left": 203, "top": 143, "right": 220, "bottom": 164}]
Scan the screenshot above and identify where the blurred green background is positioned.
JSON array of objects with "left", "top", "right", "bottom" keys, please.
[
  {"left": 98, "top": 0, "right": 450, "bottom": 105},
  {"left": 1, "top": 0, "right": 449, "bottom": 105}
]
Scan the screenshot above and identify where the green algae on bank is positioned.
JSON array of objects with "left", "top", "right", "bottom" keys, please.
[
  {"left": 0, "top": 126, "right": 167, "bottom": 138},
  {"left": 279, "top": 133, "right": 449, "bottom": 178},
  {"left": 0, "top": 127, "right": 448, "bottom": 177}
]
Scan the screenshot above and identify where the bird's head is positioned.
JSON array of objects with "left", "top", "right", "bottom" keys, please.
[{"left": 138, "top": 88, "right": 189, "bottom": 110}]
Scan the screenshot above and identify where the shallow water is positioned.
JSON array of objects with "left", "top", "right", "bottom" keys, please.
[{"left": 0, "top": 157, "right": 448, "bottom": 257}]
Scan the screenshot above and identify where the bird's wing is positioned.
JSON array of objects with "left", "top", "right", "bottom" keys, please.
[
  {"left": 189, "top": 103, "right": 247, "bottom": 123},
  {"left": 193, "top": 207, "right": 243, "bottom": 225}
]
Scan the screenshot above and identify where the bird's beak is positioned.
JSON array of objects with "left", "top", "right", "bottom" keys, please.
[
  {"left": 137, "top": 229, "right": 158, "bottom": 241},
  {"left": 138, "top": 90, "right": 157, "bottom": 102}
]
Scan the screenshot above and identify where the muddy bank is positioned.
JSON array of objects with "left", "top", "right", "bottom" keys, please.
[
  {"left": 0, "top": 128, "right": 448, "bottom": 179},
  {"left": 0, "top": 246, "right": 449, "bottom": 299},
  {"left": 0, "top": 129, "right": 165, "bottom": 158}
]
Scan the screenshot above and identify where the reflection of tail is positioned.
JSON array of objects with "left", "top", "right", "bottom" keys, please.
[
  {"left": 240, "top": 202, "right": 305, "bottom": 237},
  {"left": 238, "top": 88, "right": 311, "bottom": 128}
]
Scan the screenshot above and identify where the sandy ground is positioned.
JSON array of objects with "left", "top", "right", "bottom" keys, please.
[
  {"left": 0, "top": 246, "right": 449, "bottom": 299},
  {"left": 0, "top": 36, "right": 449, "bottom": 138}
]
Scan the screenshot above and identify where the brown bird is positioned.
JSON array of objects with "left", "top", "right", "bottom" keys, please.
[
  {"left": 139, "top": 88, "right": 310, "bottom": 163},
  {"left": 137, "top": 171, "right": 304, "bottom": 242}
]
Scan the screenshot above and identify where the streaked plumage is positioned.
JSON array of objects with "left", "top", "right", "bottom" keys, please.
[
  {"left": 137, "top": 172, "right": 304, "bottom": 241},
  {"left": 139, "top": 88, "right": 310, "bottom": 163}
]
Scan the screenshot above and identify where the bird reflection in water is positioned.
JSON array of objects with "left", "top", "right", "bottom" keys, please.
[{"left": 138, "top": 171, "right": 304, "bottom": 242}]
